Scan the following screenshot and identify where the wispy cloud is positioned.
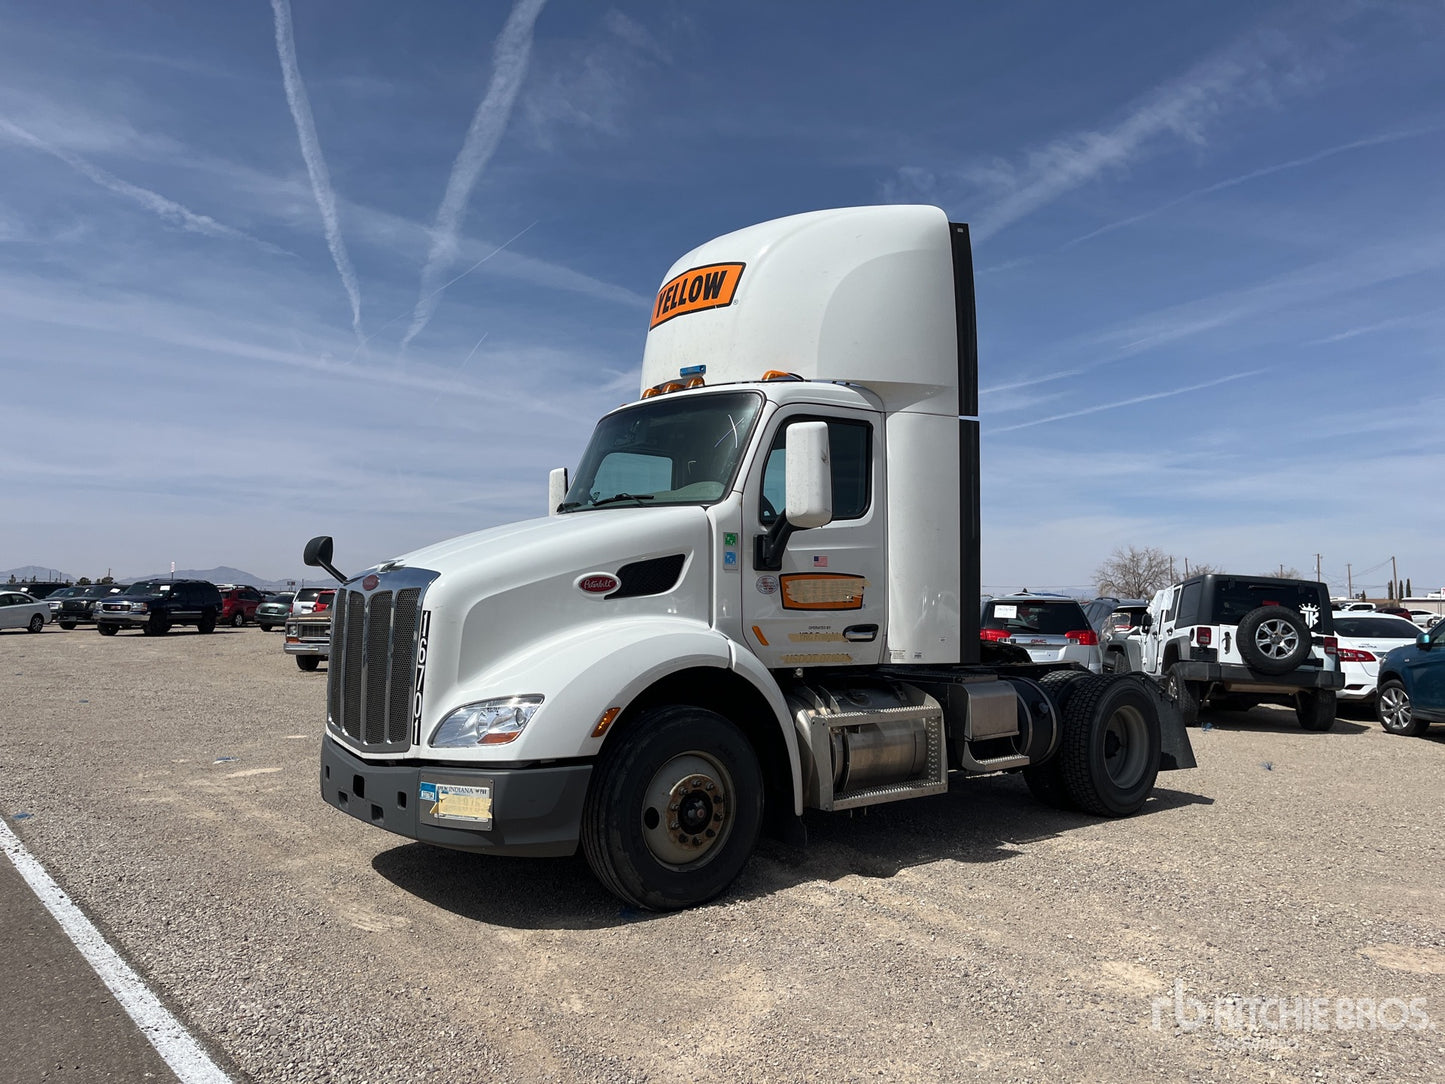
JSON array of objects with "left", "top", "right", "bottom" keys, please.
[
  {"left": 270, "top": 0, "right": 363, "bottom": 343},
  {"left": 0, "top": 116, "right": 279, "bottom": 250},
  {"left": 988, "top": 370, "right": 1267, "bottom": 432},
  {"left": 1063, "top": 125, "right": 1445, "bottom": 248},
  {"left": 402, "top": 0, "right": 548, "bottom": 352}
]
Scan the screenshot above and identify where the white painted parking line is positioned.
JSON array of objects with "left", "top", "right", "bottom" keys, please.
[{"left": 0, "top": 816, "right": 232, "bottom": 1084}]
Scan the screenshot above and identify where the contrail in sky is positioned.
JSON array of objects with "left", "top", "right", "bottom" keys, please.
[
  {"left": 401, "top": 0, "right": 548, "bottom": 352},
  {"left": 0, "top": 117, "right": 278, "bottom": 251},
  {"left": 271, "top": 0, "right": 363, "bottom": 341}
]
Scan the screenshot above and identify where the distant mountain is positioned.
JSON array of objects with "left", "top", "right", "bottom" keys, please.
[{"left": 2, "top": 564, "right": 79, "bottom": 583}]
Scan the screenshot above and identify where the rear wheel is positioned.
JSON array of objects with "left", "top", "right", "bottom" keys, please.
[
  {"left": 1295, "top": 690, "right": 1337, "bottom": 732},
  {"left": 1377, "top": 680, "right": 1425, "bottom": 736},
  {"left": 1164, "top": 663, "right": 1199, "bottom": 727},
  {"left": 258, "top": 622, "right": 273, "bottom": 632},
  {"left": 1022, "top": 670, "right": 1093, "bottom": 811},
  {"left": 27, "top": 614, "right": 44, "bottom": 633},
  {"left": 230, "top": 611, "right": 245, "bottom": 628},
  {"left": 296, "top": 655, "right": 321, "bottom": 672},
  {"left": 583, "top": 706, "right": 762, "bottom": 911},
  {"left": 1058, "top": 675, "right": 1161, "bottom": 817},
  {"left": 1104, "top": 649, "right": 1131, "bottom": 674}
]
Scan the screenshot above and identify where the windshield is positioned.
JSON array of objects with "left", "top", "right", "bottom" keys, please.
[
  {"left": 562, "top": 391, "right": 764, "bottom": 512},
  {"left": 124, "top": 580, "right": 172, "bottom": 595}
]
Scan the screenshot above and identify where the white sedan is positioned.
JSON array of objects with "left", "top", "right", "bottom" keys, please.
[
  {"left": 0, "top": 590, "right": 53, "bottom": 633},
  {"left": 1332, "top": 614, "right": 1424, "bottom": 703}
]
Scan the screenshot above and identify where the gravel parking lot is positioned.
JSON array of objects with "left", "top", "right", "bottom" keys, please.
[{"left": 2, "top": 625, "right": 1442, "bottom": 1084}]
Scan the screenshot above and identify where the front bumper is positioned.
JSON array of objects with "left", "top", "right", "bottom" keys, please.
[
  {"left": 1172, "top": 660, "right": 1344, "bottom": 692},
  {"left": 320, "top": 735, "right": 592, "bottom": 858},
  {"left": 284, "top": 640, "right": 329, "bottom": 656},
  {"left": 96, "top": 610, "right": 152, "bottom": 627}
]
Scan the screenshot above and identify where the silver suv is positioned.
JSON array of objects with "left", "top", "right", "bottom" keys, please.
[{"left": 980, "top": 593, "right": 1103, "bottom": 673}]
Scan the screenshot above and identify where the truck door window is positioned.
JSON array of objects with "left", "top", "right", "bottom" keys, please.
[{"left": 759, "top": 419, "right": 872, "bottom": 526}]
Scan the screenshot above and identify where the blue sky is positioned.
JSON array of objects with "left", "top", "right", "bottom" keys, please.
[{"left": 1, "top": 0, "right": 1441, "bottom": 596}]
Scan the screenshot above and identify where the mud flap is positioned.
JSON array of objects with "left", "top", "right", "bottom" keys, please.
[{"left": 1126, "top": 673, "right": 1196, "bottom": 771}]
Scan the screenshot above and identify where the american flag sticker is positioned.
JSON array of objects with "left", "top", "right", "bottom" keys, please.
[{"left": 812, "top": 555, "right": 828, "bottom": 568}]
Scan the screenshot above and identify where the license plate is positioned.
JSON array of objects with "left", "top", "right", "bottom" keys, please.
[{"left": 420, "top": 781, "right": 493, "bottom": 826}]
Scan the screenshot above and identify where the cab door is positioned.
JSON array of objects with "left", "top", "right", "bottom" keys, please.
[{"left": 741, "top": 409, "right": 887, "bottom": 668}]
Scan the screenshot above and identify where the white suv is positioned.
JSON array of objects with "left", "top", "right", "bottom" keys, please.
[
  {"left": 1130, "top": 574, "right": 1342, "bottom": 731},
  {"left": 980, "top": 593, "right": 1103, "bottom": 673}
]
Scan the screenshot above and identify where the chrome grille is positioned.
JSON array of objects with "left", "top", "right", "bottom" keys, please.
[{"left": 326, "top": 569, "right": 438, "bottom": 753}]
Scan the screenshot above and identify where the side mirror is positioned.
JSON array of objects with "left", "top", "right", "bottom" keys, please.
[
  {"left": 549, "top": 467, "right": 569, "bottom": 516},
  {"left": 784, "top": 421, "right": 833, "bottom": 529},
  {"left": 1419, "top": 630, "right": 1436, "bottom": 649},
  {"left": 303, "top": 535, "right": 348, "bottom": 585},
  {"left": 1140, "top": 612, "right": 1154, "bottom": 631}
]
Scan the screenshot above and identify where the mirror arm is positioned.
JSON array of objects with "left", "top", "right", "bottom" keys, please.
[{"left": 753, "top": 513, "right": 796, "bottom": 572}]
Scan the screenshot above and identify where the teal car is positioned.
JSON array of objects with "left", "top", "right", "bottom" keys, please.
[{"left": 1376, "top": 624, "right": 1445, "bottom": 736}]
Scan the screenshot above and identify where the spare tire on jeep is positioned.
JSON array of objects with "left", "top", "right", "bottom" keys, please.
[{"left": 1235, "top": 605, "right": 1312, "bottom": 675}]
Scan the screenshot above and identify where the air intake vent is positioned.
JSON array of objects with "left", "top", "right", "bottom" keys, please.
[{"left": 608, "top": 554, "right": 686, "bottom": 599}]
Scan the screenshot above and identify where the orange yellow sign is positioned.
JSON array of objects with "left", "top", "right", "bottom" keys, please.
[
  {"left": 650, "top": 262, "right": 745, "bottom": 328},
  {"left": 780, "top": 574, "right": 868, "bottom": 611}
]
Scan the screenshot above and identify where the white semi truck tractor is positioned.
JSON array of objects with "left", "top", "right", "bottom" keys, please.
[{"left": 310, "top": 204, "right": 1195, "bottom": 910}]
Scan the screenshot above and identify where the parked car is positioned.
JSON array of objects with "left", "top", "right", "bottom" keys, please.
[
  {"left": 95, "top": 579, "right": 224, "bottom": 636},
  {"left": 56, "top": 583, "right": 130, "bottom": 629},
  {"left": 255, "top": 592, "right": 296, "bottom": 632},
  {"left": 217, "top": 585, "right": 266, "bottom": 627},
  {"left": 1373, "top": 606, "right": 1413, "bottom": 621},
  {"left": 1376, "top": 623, "right": 1445, "bottom": 736},
  {"left": 980, "top": 593, "right": 1102, "bottom": 673},
  {"left": 1087, "top": 598, "right": 1151, "bottom": 673},
  {"left": 1330, "top": 614, "right": 1426, "bottom": 707},
  {"left": 1125, "top": 574, "right": 1341, "bottom": 730},
  {"left": 284, "top": 609, "right": 331, "bottom": 671},
  {"left": 45, "top": 585, "right": 86, "bottom": 616},
  {"left": 290, "top": 586, "right": 334, "bottom": 615},
  {"left": 0, "top": 590, "right": 52, "bottom": 632},
  {"left": 1333, "top": 601, "right": 1377, "bottom": 613},
  {"left": 1406, "top": 609, "right": 1442, "bottom": 629}
]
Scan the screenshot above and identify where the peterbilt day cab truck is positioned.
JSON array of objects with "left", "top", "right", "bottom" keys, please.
[{"left": 311, "top": 205, "right": 1195, "bottom": 910}]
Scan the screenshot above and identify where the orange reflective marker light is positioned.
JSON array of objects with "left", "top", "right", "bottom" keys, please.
[
  {"left": 650, "top": 263, "right": 745, "bottom": 329},
  {"left": 592, "top": 706, "right": 622, "bottom": 738}
]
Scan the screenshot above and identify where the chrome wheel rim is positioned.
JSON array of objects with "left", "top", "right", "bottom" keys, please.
[
  {"left": 1379, "top": 687, "right": 1412, "bottom": 731},
  {"left": 1255, "top": 618, "right": 1300, "bottom": 660}
]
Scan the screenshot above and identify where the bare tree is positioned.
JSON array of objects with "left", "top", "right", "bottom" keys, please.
[{"left": 1094, "top": 546, "right": 1174, "bottom": 598}]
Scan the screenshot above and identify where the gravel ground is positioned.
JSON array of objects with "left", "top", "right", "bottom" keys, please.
[{"left": 1, "top": 624, "right": 1442, "bottom": 1084}]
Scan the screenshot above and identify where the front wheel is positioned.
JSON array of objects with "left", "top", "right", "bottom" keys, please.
[
  {"left": 258, "top": 622, "right": 273, "bottom": 632},
  {"left": 583, "top": 706, "right": 762, "bottom": 911},
  {"left": 1057, "top": 675, "right": 1162, "bottom": 817},
  {"left": 296, "top": 655, "right": 321, "bottom": 672},
  {"left": 97, "top": 624, "right": 118, "bottom": 636},
  {"left": 58, "top": 620, "right": 77, "bottom": 631},
  {"left": 1295, "top": 690, "right": 1337, "bottom": 732},
  {"left": 1377, "top": 679, "right": 1425, "bottom": 736},
  {"left": 143, "top": 615, "right": 170, "bottom": 636},
  {"left": 27, "top": 614, "right": 44, "bottom": 633},
  {"left": 197, "top": 610, "right": 216, "bottom": 634}
]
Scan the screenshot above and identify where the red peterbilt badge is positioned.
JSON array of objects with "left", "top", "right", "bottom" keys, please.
[
  {"left": 578, "top": 573, "right": 619, "bottom": 595},
  {"left": 362, "top": 574, "right": 380, "bottom": 591}
]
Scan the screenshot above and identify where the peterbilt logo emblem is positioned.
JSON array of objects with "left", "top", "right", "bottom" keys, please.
[
  {"left": 577, "top": 574, "right": 619, "bottom": 595},
  {"left": 362, "top": 574, "right": 380, "bottom": 591}
]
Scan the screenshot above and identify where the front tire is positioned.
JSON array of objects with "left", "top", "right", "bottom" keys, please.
[
  {"left": 296, "top": 655, "right": 321, "bottom": 672},
  {"left": 583, "top": 706, "right": 762, "bottom": 911},
  {"left": 1295, "top": 690, "right": 1337, "bottom": 732},
  {"left": 58, "top": 620, "right": 77, "bottom": 631},
  {"left": 98, "top": 624, "right": 118, "bottom": 636},
  {"left": 197, "top": 610, "right": 216, "bottom": 634},
  {"left": 1057, "top": 675, "right": 1162, "bottom": 817},
  {"left": 1377, "top": 679, "right": 1425, "bottom": 736},
  {"left": 143, "top": 615, "right": 170, "bottom": 636}
]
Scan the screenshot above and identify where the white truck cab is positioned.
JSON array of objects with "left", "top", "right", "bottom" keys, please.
[{"left": 313, "top": 205, "right": 1195, "bottom": 910}]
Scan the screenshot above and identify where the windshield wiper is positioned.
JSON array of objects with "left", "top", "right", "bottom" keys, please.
[{"left": 589, "top": 492, "right": 656, "bottom": 508}]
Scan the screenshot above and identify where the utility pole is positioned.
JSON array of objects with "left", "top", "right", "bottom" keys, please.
[
  {"left": 1391, "top": 555, "right": 1398, "bottom": 602},
  {"left": 1347, "top": 563, "right": 1352, "bottom": 596},
  {"left": 1315, "top": 554, "right": 1322, "bottom": 583}
]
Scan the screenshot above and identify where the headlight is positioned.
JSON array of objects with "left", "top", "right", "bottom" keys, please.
[
  {"left": 130, "top": 602, "right": 149, "bottom": 612},
  {"left": 430, "top": 696, "right": 544, "bottom": 748}
]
